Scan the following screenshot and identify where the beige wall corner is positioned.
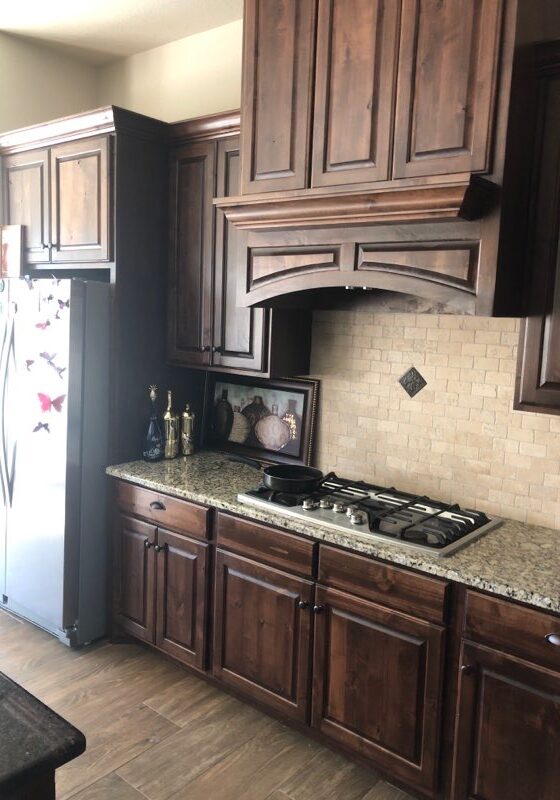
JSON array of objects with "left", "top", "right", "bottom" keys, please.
[
  {"left": 0, "top": 32, "right": 98, "bottom": 132},
  {"left": 96, "top": 19, "right": 243, "bottom": 122}
]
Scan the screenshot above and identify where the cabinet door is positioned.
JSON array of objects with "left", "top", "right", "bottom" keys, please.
[
  {"left": 167, "top": 141, "right": 215, "bottom": 366},
  {"left": 213, "top": 549, "right": 314, "bottom": 721},
  {"left": 312, "top": 585, "right": 445, "bottom": 794},
  {"left": 50, "top": 136, "right": 110, "bottom": 263},
  {"left": 240, "top": 0, "right": 316, "bottom": 194},
  {"left": 213, "top": 137, "right": 267, "bottom": 372},
  {"left": 155, "top": 528, "right": 209, "bottom": 671},
  {"left": 311, "top": 0, "right": 400, "bottom": 187},
  {"left": 393, "top": 0, "right": 503, "bottom": 178},
  {"left": 3, "top": 150, "right": 50, "bottom": 264},
  {"left": 451, "top": 642, "right": 560, "bottom": 800},
  {"left": 516, "top": 75, "right": 560, "bottom": 413},
  {"left": 113, "top": 514, "right": 156, "bottom": 642}
]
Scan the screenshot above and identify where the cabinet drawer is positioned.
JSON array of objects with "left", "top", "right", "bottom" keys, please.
[
  {"left": 464, "top": 590, "right": 560, "bottom": 672},
  {"left": 318, "top": 545, "right": 449, "bottom": 625},
  {"left": 114, "top": 481, "right": 209, "bottom": 540},
  {"left": 216, "top": 512, "right": 315, "bottom": 578}
]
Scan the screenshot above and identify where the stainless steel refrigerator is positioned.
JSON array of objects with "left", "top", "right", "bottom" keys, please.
[{"left": 0, "top": 278, "right": 110, "bottom": 646}]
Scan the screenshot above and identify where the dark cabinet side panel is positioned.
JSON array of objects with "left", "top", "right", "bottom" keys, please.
[
  {"left": 240, "top": 0, "right": 316, "bottom": 193},
  {"left": 312, "top": 0, "right": 400, "bottom": 187},
  {"left": 393, "top": 0, "right": 503, "bottom": 178},
  {"left": 3, "top": 149, "right": 50, "bottom": 264},
  {"left": 213, "top": 137, "right": 267, "bottom": 371},
  {"left": 167, "top": 141, "right": 215, "bottom": 366}
]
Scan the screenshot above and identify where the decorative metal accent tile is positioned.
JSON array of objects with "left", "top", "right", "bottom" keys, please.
[{"left": 399, "top": 366, "right": 427, "bottom": 398}]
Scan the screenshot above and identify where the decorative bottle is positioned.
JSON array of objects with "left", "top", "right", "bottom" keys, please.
[
  {"left": 181, "top": 403, "right": 196, "bottom": 456},
  {"left": 213, "top": 388, "right": 234, "bottom": 440},
  {"left": 163, "top": 390, "right": 180, "bottom": 459},
  {"left": 142, "top": 385, "right": 164, "bottom": 462}
]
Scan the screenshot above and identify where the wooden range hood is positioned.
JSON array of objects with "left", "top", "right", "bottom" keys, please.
[{"left": 215, "top": 0, "right": 556, "bottom": 316}]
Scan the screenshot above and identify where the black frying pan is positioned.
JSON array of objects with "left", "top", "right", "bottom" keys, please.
[{"left": 228, "top": 455, "right": 324, "bottom": 494}]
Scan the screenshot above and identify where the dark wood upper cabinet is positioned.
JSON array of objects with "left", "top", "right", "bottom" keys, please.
[
  {"left": 311, "top": 0, "right": 400, "bottom": 187},
  {"left": 113, "top": 513, "right": 156, "bottom": 643},
  {"left": 240, "top": 0, "right": 316, "bottom": 194},
  {"left": 213, "top": 137, "right": 267, "bottom": 372},
  {"left": 155, "top": 528, "right": 209, "bottom": 670},
  {"left": 49, "top": 136, "right": 110, "bottom": 263},
  {"left": 213, "top": 548, "right": 314, "bottom": 722},
  {"left": 167, "top": 140, "right": 215, "bottom": 367},
  {"left": 312, "top": 584, "right": 445, "bottom": 795},
  {"left": 451, "top": 641, "right": 560, "bottom": 800},
  {"left": 3, "top": 149, "right": 50, "bottom": 264},
  {"left": 393, "top": 0, "right": 503, "bottom": 178},
  {"left": 516, "top": 53, "right": 560, "bottom": 415}
]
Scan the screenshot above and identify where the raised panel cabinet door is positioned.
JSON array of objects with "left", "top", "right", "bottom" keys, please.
[
  {"left": 167, "top": 141, "right": 215, "bottom": 366},
  {"left": 240, "top": 0, "right": 316, "bottom": 193},
  {"left": 3, "top": 150, "right": 50, "bottom": 264},
  {"left": 213, "top": 137, "right": 267, "bottom": 371},
  {"left": 516, "top": 75, "right": 560, "bottom": 413},
  {"left": 312, "top": 585, "right": 445, "bottom": 794},
  {"left": 451, "top": 642, "right": 560, "bottom": 800},
  {"left": 213, "top": 549, "right": 314, "bottom": 721},
  {"left": 393, "top": 0, "right": 503, "bottom": 178},
  {"left": 311, "top": 0, "right": 400, "bottom": 187},
  {"left": 113, "top": 514, "right": 156, "bottom": 643},
  {"left": 50, "top": 136, "right": 110, "bottom": 263},
  {"left": 155, "top": 528, "right": 209, "bottom": 671}
]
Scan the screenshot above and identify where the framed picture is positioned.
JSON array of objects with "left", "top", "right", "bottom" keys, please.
[
  {"left": 201, "top": 373, "right": 319, "bottom": 465},
  {"left": 0, "top": 225, "right": 24, "bottom": 278}
]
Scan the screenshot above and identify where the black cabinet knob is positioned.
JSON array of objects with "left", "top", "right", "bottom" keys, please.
[
  {"left": 144, "top": 538, "right": 153, "bottom": 549},
  {"left": 298, "top": 600, "right": 310, "bottom": 610},
  {"left": 461, "top": 664, "right": 474, "bottom": 676},
  {"left": 154, "top": 543, "right": 168, "bottom": 554},
  {"left": 545, "top": 633, "right": 560, "bottom": 646},
  {"left": 312, "top": 605, "right": 325, "bottom": 614}
]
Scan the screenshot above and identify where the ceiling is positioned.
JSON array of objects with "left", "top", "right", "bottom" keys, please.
[{"left": 0, "top": 0, "right": 244, "bottom": 65}]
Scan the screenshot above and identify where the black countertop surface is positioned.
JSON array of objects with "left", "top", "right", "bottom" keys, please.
[{"left": 0, "top": 670, "right": 85, "bottom": 790}]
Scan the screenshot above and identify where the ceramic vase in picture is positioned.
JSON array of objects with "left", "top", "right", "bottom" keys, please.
[
  {"left": 213, "top": 389, "right": 234, "bottom": 440},
  {"left": 242, "top": 395, "right": 270, "bottom": 447},
  {"left": 228, "top": 405, "right": 250, "bottom": 444},
  {"left": 255, "top": 404, "right": 291, "bottom": 450},
  {"left": 143, "top": 385, "right": 164, "bottom": 462}
]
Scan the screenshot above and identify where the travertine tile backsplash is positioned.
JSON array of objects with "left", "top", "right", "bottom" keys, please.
[{"left": 309, "top": 311, "right": 560, "bottom": 530}]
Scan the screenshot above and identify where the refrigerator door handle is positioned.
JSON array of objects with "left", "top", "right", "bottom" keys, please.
[
  {"left": 1, "top": 314, "right": 16, "bottom": 506},
  {"left": 0, "top": 315, "right": 10, "bottom": 506}
]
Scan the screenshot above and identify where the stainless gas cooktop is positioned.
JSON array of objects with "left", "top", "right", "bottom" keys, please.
[{"left": 237, "top": 474, "right": 501, "bottom": 556}]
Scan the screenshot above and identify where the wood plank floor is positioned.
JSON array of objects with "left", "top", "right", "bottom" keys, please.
[{"left": 0, "top": 610, "right": 413, "bottom": 800}]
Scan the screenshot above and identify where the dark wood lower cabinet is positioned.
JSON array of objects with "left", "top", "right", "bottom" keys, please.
[
  {"left": 113, "top": 513, "right": 156, "bottom": 643},
  {"left": 451, "top": 641, "right": 560, "bottom": 800},
  {"left": 155, "top": 528, "right": 209, "bottom": 670},
  {"left": 212, "top": 549, "right": 314, "bottom": 722},
  {"left": 312, "top": 585, "right": 445, "bottom": 794}
]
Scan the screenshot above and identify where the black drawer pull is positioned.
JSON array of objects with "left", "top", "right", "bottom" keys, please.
[
  {"left": 545, "top": 633, "right": 560, "bottom": 647},
  {"left": 149, "top": 500, "right": 166, "bottom": 511}
]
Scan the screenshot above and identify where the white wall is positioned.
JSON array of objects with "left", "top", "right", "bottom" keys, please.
[
  {"left": 0, "top": 33, "right": 98, "bottom": 132},
  {"left": 96, "top": 19, "right": 243, "bottom": 122}
]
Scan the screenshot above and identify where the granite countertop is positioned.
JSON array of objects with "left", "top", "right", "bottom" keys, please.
[
  {"left": 0, "top": 672, "right": 85, "bottom": 790},
  {"left": 107, "top": 452, "right": 560, "bottom": 614}
]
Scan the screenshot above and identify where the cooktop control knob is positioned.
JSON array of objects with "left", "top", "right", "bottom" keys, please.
[
  {"left": 319, "top": 497, "right": 333, "bottom": 509},
  {"left": 333, "top": 502, "right": 347, "bottom": 513},
  {"left": 350, "top": 511, "right": 366, "bottom": 525},
  {"left": 302, "top": 498, "right": 319, "bottom": 511},
  {"left": 346, "top": 504, "right": 359, "bottom": 517}
]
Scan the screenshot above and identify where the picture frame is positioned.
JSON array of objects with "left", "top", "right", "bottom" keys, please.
[
  {"left": 0, "top": 225, "right": 24, "bottom": 278},
  {"left": 201, "top": 373, "right": 319, "bottom": 466}
]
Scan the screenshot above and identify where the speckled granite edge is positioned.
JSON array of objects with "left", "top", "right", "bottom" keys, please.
[{"left": 107, "top": 453, "right": 560, "bottom": 614}]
